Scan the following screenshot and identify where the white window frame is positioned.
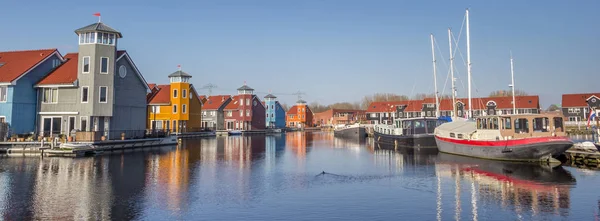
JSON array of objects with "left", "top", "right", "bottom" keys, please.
[
  {"left": 152, "top": 105, "right": 160, "bottom": 113},
  {"left": 99, "top": 86, "right": 108, "bottom": 103},
  {"left": 41, "top": 116, "right": 63, "bottom": 135},
  {"left": 173, "top": 89, "right": 178, "bottom": 98},
  {"left": 246, "top": 98, "right": 250, "bottom": 106},
  {"left": 81, "top": 86, "right": 89, "bottom": 103},
  {"left": 240, "top": 110, "right": 244, "bottom": 117},
  {"left": 67, "top": 116, "right": 76, "bottom": 134},
  {"left": 0, "top": 86, "right": 7, "bottom": 102},
  {"left": 82, "top": 56, "right": 90, "bottom": 73},
  {"left": 100, "top": 57, "right": 109, "bottom": 74},
  {"left": 246, "top": 109, "right": 251, "bottom": 116},
  {"left": 173, "top": 104, "right": 178, "bottom": 114},
  {"left": 182, "top": 89, "right": 187, "bottom": 98},
  {"left": 42, "top": 88, "right": 58, "bottom": 104},
  {"left": 80, "top": 116, "right": 88, "bottom": 131},
  {"left": 182, "top": 104, "right": 187, "bottom": 113}
]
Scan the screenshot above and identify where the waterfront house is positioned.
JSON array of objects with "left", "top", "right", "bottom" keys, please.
[
  {"left": 147, "top": 69, "right": 203, "bottom": 133},
  {"left": 201, "top": 95, "right": 232, "bottom": 130},
  {"left": 264, "top": 93, "right": 286, "bottom": 129},
  {"left": 366, "top": 101, "right": 408, "bottom": 124},
  {"left": 286, "top": 100, "right": 314, "bottom": 128},
  {"left": 313, "top": 109, "right": 366, "bottom": 127},
  {"left": 35, "top": 21, "right": 151, "bottom": 140},
  {"left": 0, "top": 49, "right": 64, "bottom": 136},
  {"left": 223, "top": 83, "right": 266, "bottom": 130},
  {"left": 561, "top": 93, "right": 600, "bottom": 126}
]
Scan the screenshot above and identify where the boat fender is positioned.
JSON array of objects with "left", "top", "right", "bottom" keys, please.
[{"left": 552, "top": 132, "right": 556, "bottom": 137}]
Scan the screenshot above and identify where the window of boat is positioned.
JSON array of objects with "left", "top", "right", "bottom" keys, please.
[
  {"left": 450, "top": 133, "right": 455, "bottom": 138},
  {"left": 533, "top": 117, "right": 549, "bottom": 132},
  {"left": 402, "top": 120, "right": 412, "bottom": 129},
  {"left": 554, "top": 117, "right": 564, "bottom": 132},
  {"left": 477, "top": 118, "right": 482, "bottom": 129},
  {"left": 502, "top": 117, "right": 512, "bottom": 130},
  {"left": 481, "top": 118, "right": 488, "bottom": 129},
  {"left": 457, "top": 134, "right": 464, "bottom": 139},
  {"left": 414, "top": 120, "right": 425, "bottom": 128},
  {"left": 426, "top": 120, "right": 437, "bottom": 133},
  {"left": 514, "top": 118, "right": 529, "bottom": 133},
  {"left": 491, "top": 118, "right": 499, "bottom": 129}
]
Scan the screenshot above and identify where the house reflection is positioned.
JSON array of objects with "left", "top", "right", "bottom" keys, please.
[
  {"left": 371, "top": 145, "right": 438, "bottom": 174},
  {"left": 435, "top": 153, "right": 575, "bottom": 219},
  {"left": 286, "top": 132, "right": 308, "bottom": 158}
]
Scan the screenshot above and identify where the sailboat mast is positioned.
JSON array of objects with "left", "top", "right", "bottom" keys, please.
[
  {"left": 430, "top": 34, "right": 440, "bottom": 118},
  {"left": 448, "top": 28, "right": 456, "bottom": 118},
  {"left": 466, "top": 8, "right": 472, "bottom": 118},
  {"left": 510, "top": 51, "right": 516, "bottom": 114}
]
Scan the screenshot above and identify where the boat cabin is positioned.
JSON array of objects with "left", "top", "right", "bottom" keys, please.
[
  {"left": 475, "top": 113, "right": 566, "bottom": 139},
  {"left": 376, "top": 117, "right": 447, "bottom": 136}
]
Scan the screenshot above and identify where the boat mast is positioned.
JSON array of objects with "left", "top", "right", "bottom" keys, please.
[
  {"left": 466, "top": 8, "right": 472, "bottom": 118},
  {"left": 510, "top": 51, "right": 516, "bottom": 114},
  {"left": 448, "top": 28, "right": 456, "bottom": 118},
  {"left": 430, "top": 34, "right": 440, "bottom": 118}
]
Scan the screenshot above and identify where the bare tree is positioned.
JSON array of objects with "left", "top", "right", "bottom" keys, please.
[{"left": 489, "top": 89, "right": 528, "bottom": 97}]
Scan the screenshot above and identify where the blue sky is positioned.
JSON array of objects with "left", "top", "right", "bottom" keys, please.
[{"left": 1, "top": 0, "right": 598, "bottom": 108}]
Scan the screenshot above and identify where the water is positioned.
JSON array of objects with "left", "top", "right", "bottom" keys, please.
[{"left": 0, "top": 131, "right": 599, "bottom": 220}]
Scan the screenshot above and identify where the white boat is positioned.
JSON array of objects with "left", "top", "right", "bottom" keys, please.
[{"left": 228, "top": 130, "right": 242, "bottom": 135}]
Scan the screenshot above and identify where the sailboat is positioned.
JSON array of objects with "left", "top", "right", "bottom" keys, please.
[
  {"left": 373, "top": 34, "right": 449, "bottom": 148},
  {"left": 433, "top": 9, "right": 573, "bottom": 162}
]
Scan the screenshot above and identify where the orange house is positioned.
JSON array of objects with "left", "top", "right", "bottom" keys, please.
[{"left": 286, "top": 100, "right": 314, "bottom": 128}]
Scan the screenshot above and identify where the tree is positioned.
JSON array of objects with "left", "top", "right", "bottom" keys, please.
[
  {"left": 308, "top": 102, "right": 329, "bottom": 113},
  {"left": 547, "top": 104, "right": 560, "bottom": 112},
  {"left": 360, "top": 93, "right": 409, "bottom": 109},
  {"left": 280, "top": 103, "right": 289, "bottom": 112},
  {"left": 489, "top": 89, "right": 528, "bottom": 97}
]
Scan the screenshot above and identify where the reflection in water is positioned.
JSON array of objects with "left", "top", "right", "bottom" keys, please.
[
  {"left": 0, "top": 132, "right": 594, "bottom": 220},
  {"left": 435, "top": 153, "right": 576, "bottom": 219}
]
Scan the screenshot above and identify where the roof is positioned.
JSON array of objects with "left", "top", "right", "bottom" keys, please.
[
  {"left": 74, "top": 22, "right": 122, "bottom": 38},
  {"left": 562, "top": 93, "right": 600, "bottom": 107},
  {"left": 0, "top": 49, "right": 60, "bottom": 83},
  {"left": 296, "top": 99, "right": 307, "bottom": 104},
  {"left": 148, "top": 85, "right": 171, "bottom": 105},
  {"left": 203, "top": 95, "right": 231, "bottom": 110},
  {"left": 168, "top": 70, "right": 192, "bottom": 78},
  {"left": 287, "top": 105, "right": 298, "bottom": 115},
  {"left": 366, "top": 101, "right": 411, "bottom": 113},
  {"left": 148, "top": 83, "right": 157, "bottom": 89},
  {"left": 440, "top": 96, "right": 540, "bottom": 111},
  {"left": 264, "top": 94, "right": 277, "bottom": 99},
  {"left": 224, "top": 95, "right": 242, "bottom": 110},
  {"left": 37, "top": 53, "right": 78, "bottom": 85},
  {"left": 405, "top": 100, "right": 424, "bottom": 112},
  {"left": 237, "top": 85, "right": 253, "bottom": 91}
]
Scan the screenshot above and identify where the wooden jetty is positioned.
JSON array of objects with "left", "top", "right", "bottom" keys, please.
[{"left": 560, "top": 149, "right": 600, "bottom": 170}]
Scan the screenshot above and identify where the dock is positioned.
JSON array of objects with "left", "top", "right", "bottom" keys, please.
[{"left": 560, "top": 149, "right": 600, "bottom": 170}]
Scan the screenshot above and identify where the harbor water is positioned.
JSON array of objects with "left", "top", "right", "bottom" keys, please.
[{"left": 0, "top": 131, "right": 599, "bottom": 220}]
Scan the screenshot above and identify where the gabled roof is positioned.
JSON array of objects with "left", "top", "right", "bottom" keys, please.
[
  {"left": 224, "top": 95, "right": 242, "bottom": 110},
  {"left": 148, "top": 85, "right": 171, "bottom": 105},
  {"left": 74, "top": 22, "right": 123, "bottom": 38},
  {"left": 37, "top": 53, "right": 78, "bottom": 86},
  {"left": 562, "top": 93, "right": 600, "bottom": 107},
  {"left": 287, "top": 105, "right": 298, "bottom": 115},
  {"left": 237, "top": 85, "right": 253, "bottom": 91},
  {"left": 0, "top": 49, "right": 62, "bottom": 84},
  {"left": 366, "top": 101, "right": 410, "bottom": 113},
  {"left": 203, "top": 95, "right": 231, "bottom": 110},
  {"left": 168, "top": 70, "right": 192, "bottom": 78},
  {"left": 148, "top": 83, "right": 157, "bottom": 89},
  {"left": 405, "top": 100, "right": 424, "bottom": 112},
  {"left": 438, "top": 96, "right": 540, "bottom": 111},
  {"left": 116, "top": 50, "right": 151, "bottom": 92}
]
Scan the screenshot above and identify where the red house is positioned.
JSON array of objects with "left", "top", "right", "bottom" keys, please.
[{"left": 223, "top": 83, "right": 266, "bottom": 130}]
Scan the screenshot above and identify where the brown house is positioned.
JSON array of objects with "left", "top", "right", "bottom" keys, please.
[{"left": 313, "top": 109, "right": 366, "bottom": 127}]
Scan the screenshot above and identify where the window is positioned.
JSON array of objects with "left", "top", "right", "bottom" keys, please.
[
  {"left": 173, "top": 89, "right": 178, "bottom": 98},
  {"left": 246, "top": 99, "right": 250, "bottom": 106},
  {"left": 271, "top": 105, "right": 274, "bottom": 110},
  {"left": 227, "top": 111, "right": 232, "bottom": 117},
  {"left": 0, "top": 86, "right": 7, "bottom": 102},
  {"left": 240, "top": 110, "right": 244, "bottom": 116},
  {"left": 42, "top": 88, "right": 58, "bottom": 103},
  {"left": 427, "top": 111, "right": 431, "bottom": 117},
  {"left": 81, "top": 87, "right": 89, "bottom": 103},
  {"left": 190, "top": 92, "right": 193, "bottom": 99},
  {"left": 554, "top": 117, "right": 564, "bottom": 132},
  {"left": 52, "top": 59, "right": 61, "bottom": 68},
  {"left": 533, "top": 117, "right": 549, "bottom": 132},
  {"left": 450, "top": 133, "right": 456, "bottom": 138},
  {"left": 80, "top": 116, "right": 88, "bottom": 132},
  {"left": 99, "top": 86, "right": 107, "bottom": 103},
  {"left": 182, "top": 104, "right": 187, "bottom": 113},
  {"left": 211, "top": 111, "right": 216, "bottom": 116},
  {"left": 83, "top": 56, "right": 90, "bottom": 73},
  {"left": 575, "top": 108, "right": 581, "bottom": 113},
  {"left": 152, "top": 106, "right": 160, "bottom": 113},
  {"left": 173, "top": 104, "right": 178, "bottom": 113},
  {"left": 502, "top": 117, "right": 512, "bottom": 130},
  {"left": 491, "top": 118, "right": 499, "bottom": 129},
  {"left": 100, "top": 57, "right": 108, "bottom": 74},
  {"left": 108, "top": 34, "right": 115, "bottom": 45},
  {"left": 246, "top": 109, "right": 250, "bottom": 116},
  {"left": 183, "top": 89, "right": 187, "bottom": 98},
  {"left": 271, "top": 114, "right": 274, "bottom": 118},
  {"left": 514, "top": 118, "right": 529, "bottom": 133}
]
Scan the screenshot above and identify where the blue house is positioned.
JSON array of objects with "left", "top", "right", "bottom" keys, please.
[
  {"left": 0, "top": 49, "right": 64, "bottom": 135},
  {"left": 264, "top": 93, "right": 286, "bottom": 128}
]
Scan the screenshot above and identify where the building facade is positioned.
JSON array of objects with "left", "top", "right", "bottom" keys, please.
[
  {"left": 223, "top": 84, "right": 266, "bottom": 130},
  {"left": 561, "top": 93, "right": 600, "bottom": 124},
  {"left": 36, "top": 21, "right": 150, "bottom": 139},
  {"left": 0, "top": 49, "right": 64, "bottom": 135},
  {"left": 365, "top": 101, "right": 407, "bottom": 124},
  {"left": 313, "top": 109, "right": 366, "bottom": 127},
  {"left": 147, "top": 69, "right": 203, "bottom": 133},
  {"left": 264, "top": 93, "right": 286, "bottom": 129},
  {"left": 201, "top": 95, "right": 232, "bottom": 130},
  {"left": 286, "top": 100, "right": 314, "bottom": 128}
]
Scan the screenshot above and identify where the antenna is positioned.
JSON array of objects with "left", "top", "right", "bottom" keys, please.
[
  {"left": 201, "top": 83, "right": 218, "bottom": 96},
  {"left": 292, "top": 90, "right": 306, "bottom": 101}
]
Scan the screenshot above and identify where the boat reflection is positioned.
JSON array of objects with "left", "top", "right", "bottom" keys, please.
[{"left": 435, "top": 153, "right": 576, "bottom": 219}]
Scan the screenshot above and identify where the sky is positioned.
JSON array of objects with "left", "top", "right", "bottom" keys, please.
[{"left": 1, "top": 0, "right": 598, "bottom": 108}]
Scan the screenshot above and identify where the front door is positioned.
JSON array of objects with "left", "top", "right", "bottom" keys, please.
[{"left": 42, "top": 117, "right": 62, "bottom": 136}]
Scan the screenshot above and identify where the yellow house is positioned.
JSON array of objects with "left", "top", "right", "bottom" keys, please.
[{"left": 147, "top": 69, "right": 202, "bottom": 133}]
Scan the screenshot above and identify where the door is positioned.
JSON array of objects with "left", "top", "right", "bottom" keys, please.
[
  {"left": 42, "top": 117, "right": 62, "bottom": 136},
  {"left": 68, "top": 117, "right": 76, "bottom": 134}
]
